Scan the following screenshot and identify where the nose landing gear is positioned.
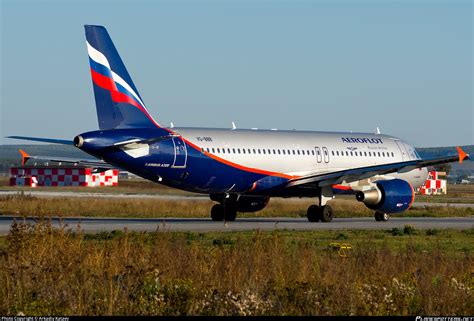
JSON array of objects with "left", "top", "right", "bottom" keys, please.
[{"left": 374, "top": 211, "right": 389, "bottom": 222}]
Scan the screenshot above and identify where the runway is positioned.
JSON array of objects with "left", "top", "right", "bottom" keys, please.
[
  {"left": 0, "top": 216, "right": 472, "bottom": 235},
  {"left": 1, "top": 190, "right": 473, "bottom": 208}
]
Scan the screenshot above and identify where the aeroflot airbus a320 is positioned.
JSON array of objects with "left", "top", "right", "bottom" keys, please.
[{"left": 10, "top": 25, "right": 470, "bottom": 222}]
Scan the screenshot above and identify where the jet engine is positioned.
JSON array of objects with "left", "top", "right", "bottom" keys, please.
[{"left": 355, "top": 179, "right": 414, "bottom": 213}]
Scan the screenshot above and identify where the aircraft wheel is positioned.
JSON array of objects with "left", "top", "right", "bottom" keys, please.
[
  {"left": 211, "top": 204, "right": 224, "bottom": 221},
  {"left": 224, "top": 207, "right": 237, "bottom": 221},
  {"left": 321, "top": 205, "right": 334, "bottom": 223},
  {"left": 375, "top": 211, "right": 389, "bottom": 222},
  {"left": 307, "top": 205, "right": 321, "bottom": 222}
]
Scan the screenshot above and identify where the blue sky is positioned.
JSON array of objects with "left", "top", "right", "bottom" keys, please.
[{"left": 1, "top": 0, "right": 472, "bottom": 147}]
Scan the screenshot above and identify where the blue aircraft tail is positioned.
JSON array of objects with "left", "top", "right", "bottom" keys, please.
[{"left": 85, "top": 25, "right": 160, "bottom": 130}]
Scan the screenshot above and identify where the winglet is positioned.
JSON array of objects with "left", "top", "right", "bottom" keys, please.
[
  {"left": 456, "top": 146, "right": 468, "bottom": 164},
  {"left": 19, "top": 149, "right": 30, "bottom": 166}
]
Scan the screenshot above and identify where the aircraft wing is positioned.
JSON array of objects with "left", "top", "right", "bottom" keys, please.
[
  {"left": 18, "top": 150, "right": 115, "bottom": 170},
  {"left": 286, "top": 146, "right": 469, "bottom": 189}
]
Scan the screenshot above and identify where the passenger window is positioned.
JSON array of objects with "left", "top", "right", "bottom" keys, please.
[
  {"left": 282, "top": 150, "right": 286, "bottom": 155},
  {"left": 378, "top": 152, "right": 381, "bottom": 157},
  {"left": 237, "top": 148, "right": 240, "bottom": 154},
  {"left": 297, "top": 150, "right": 300, "bottom": 155},
  {"left": 364, "top": 152, "right": 367, "bottom": 156},
  {"left": 263, "top": 149, "right": 266, "bottom": 154},
  {"left": 311, "top": 150, "right": 315, "bottom": 155},
  {"left": 391, "top": 152, "right": 394, "bottom": 157},
  {"left": 278, "top": 149, "right": 281, "bottom": 155},
  {"left": 222, "top": 148, "right": 225, "bottom": 154},
  {"left": 242, "top": 149, "right": 246, "bottom": 154},
  {"left": 212, "top": 148, "right": 215, "bottom": 153}
]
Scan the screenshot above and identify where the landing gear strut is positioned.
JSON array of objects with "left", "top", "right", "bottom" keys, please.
[
  {"left": 210, "top": 195, "right": 237, "bottom": 222},
  {"left": 374, "top": 211, "right": 389, "bottom": 222},
  {"left": 307, "top": 187, "right": 334, "bottom": 222}
]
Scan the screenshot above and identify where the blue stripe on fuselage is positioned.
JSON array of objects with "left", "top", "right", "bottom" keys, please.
[{"left": 78, "top": 128, "right": 268, "bottom": 194}]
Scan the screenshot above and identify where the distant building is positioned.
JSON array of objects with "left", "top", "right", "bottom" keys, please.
[
  {"left": 417, "top": 171, "right": 447, "bottom": 195},
  {"left": 10, "top": 166, "right": 118, "bottom": 187}
]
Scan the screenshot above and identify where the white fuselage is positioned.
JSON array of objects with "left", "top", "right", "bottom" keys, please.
[{"left": 174, "top": 127, "right": 429, "bottom": 189}]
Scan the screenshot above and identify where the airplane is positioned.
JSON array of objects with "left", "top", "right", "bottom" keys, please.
[{"left": 9, "top": 25, "right": 470, "bottom": 223}]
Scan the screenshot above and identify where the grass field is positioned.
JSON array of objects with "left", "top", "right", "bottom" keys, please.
[
  {"left": 1, "top": 193, "right": 473, "bottom": 218},
  {"left": 0, "top": 222, "right": 472, "bottom": 316}
]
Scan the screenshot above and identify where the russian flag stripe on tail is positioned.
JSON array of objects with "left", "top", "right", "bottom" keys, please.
[{"left": 85, "top": 25, "right": 160, "bottom": 129}]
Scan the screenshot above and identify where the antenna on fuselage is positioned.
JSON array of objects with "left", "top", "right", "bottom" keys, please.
[
  {"left": 170, "top": 122, "right": 174, "bottom": 128},
  {"left": 376, "top": 127, "right": 381, "bottom": 134},
  {"left": 231, "top": 122, "right": 237, "bottom": 130}
]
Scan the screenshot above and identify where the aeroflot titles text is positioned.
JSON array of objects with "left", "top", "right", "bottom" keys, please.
[{"left": 342, "top": 137, "right": 383, "bottom": 144}]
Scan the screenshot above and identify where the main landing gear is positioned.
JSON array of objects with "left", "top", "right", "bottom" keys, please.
[
  {"left": 374, "top": 211, "right": 389, "bottom": 222},
  {"left": 307, "top": 187, "right": 334, "bottom": 223},
  {"left": 210, "top": 194, "right": 237, "bottom": 222},
  {"left": 307, "top": 204, "right": 334, "bottom": 222},
  {"left": 210, "top": 204, "right": 237, "bottom": 222}
]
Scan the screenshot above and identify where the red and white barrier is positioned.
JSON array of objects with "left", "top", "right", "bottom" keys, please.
[
  {"left": 10, "top": 176, "right": 38, "bottom": 187},
  {"left": 417, "top": 171, "right": 447, "bottom": 195},
  {"left": 10, "top": 167, "right": 118, "bottom": 187}
]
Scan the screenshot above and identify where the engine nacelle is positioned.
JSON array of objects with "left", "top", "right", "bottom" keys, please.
[
  {"left": 355, "top": 179, "right": 415, "bottom": 214},
  {"left": 210, "top": 194, "right": 270, "bottom": 212}
]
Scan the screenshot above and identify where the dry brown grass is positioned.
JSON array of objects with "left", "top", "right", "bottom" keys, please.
[
  {"left": 1, "top": 193, "right": 473, "bottom": 218},
  {"left": 0, "top": 222, "right": 472, "bottom": 316}
]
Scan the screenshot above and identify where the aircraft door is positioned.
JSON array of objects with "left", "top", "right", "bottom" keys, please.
[
  {"left": 394, "top": 141, "right": 408, "bottom": 161},
  {"left": 171, "top": 136, "right": 188, "bottom": 168},
  {"left": 322, "top": 147, "right": 329, "bottom": 163},
  {"left": 315, "top": 147, "right": 322, "bottom": 163}
]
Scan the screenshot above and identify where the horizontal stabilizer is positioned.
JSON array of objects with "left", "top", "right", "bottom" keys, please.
[
  {"left": 17, "top": 150, "right": 115, "bottom": 170},
  {"left": 7, "top": 136, "right": 73, "bottom": 145}
]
